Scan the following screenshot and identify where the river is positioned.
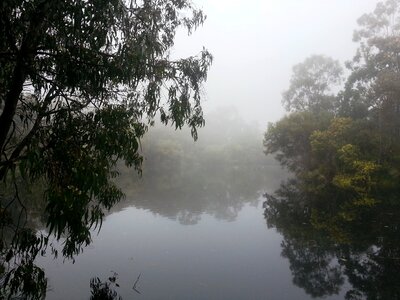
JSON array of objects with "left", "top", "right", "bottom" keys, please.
[{"left": 35, "top": 164, "right": 350, "bottom": 300}]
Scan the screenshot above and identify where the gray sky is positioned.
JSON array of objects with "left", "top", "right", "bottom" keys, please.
[{"left": 173, "top": 0, "right": 380, "bottom": 128}]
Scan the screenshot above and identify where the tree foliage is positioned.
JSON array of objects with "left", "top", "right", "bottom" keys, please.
[
  {"left": 344, "top": 0, "right": 400, "bottom": 127},
  {"left": 264, "top": 1, "right": 400, "bottom": 297},
  {"left": 282, "top": 55, "right": 343, "bottom": 114},
  {"left": 0, "top": 0, "right": 212, "bottom": 298},
  {"left": 263, "top": 111, "right": 331, "bottom": 173},
  {"left": 265, "top": 0, "right": 400, "bottom": 208}
]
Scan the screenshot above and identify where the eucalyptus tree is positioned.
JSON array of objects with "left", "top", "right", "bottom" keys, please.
[
  {"left": 267, "top": 0, "right": 400, "bottom": 180},
  {"left": 344, "top": 0, "right": 400, "bottom": 139},
  {"left": 0, "top": 0, "right": 212, "bottom": 298},
  {"left": 282, "top": 55, "right": 343, "bottom": 114},
  {"left": 263, "top": 3, "right": 400, "bottom": 297}
]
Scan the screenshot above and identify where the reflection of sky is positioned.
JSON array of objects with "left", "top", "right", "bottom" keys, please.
[{"left": 37, "top": 203, "right": 347, "bottom": 299}]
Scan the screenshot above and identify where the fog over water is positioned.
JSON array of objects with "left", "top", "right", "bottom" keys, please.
[
  {"left": 4, "top": 1, "right": 400, "bottom": 299},
  {"left": 173, "top": 0, "right": 380, "bottom": 126}
]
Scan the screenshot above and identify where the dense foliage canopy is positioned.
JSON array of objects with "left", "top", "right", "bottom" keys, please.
[{"left": 265, "top": 0, "right": 400, "bottom": 207}]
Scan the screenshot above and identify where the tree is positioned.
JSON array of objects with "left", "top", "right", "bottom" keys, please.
[
  {"left": 263, "top": 111, "right": 331, "bottom": 173},
  {"left": 0, "top": 1, "right": 212, "bottom": 298},
  {"left": 282, "top": 55, "right": 343, "bottom": 114},
  {"left": 264, "top": 2, "right": 400, "bottom": 297},
  {"left": 344, "top": 0, "right": 400, "bottom": 138},
  {"left": 0, "top": 0, "right": 211, "bottom": 244},
  {"left": 266, "top": 0, "right": 400, "bottom": 188}
]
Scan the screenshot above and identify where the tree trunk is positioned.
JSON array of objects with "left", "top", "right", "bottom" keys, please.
[
  {"left": 0, "top": 56, "right": 27, "bottom": 153},
  {"left": 0, "top": 1, "right": 48, "bottom": 154}
]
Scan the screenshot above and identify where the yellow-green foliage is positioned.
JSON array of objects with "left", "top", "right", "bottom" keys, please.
[
  {"left": 332, "top": 174, "right": 353, "bottom": 190},
  {"left": 337, "top": 144, "right": 359, "bottom": 166},
  {"left": 310, "top": 118, "right": 353, "bottom": 154},
  {"left": 309, "top": 117, "right": 382, "bottom": 206},
  {"left": 333, "top": 161, "right": 380, "bottom": 189}
]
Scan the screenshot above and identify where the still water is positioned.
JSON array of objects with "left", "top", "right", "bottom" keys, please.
[
  {"left": 36, "top": 166, "right": 349, "bottom": 300},
  {"left": 38, "top": 204, "right": 347, "bottom": 300},
  {"left": 30, "top": 124, "right": 400, "bottom": 299}
]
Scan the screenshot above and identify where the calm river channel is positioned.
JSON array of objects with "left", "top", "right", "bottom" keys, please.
[{"left": 35, "top": 163, "right": 352, "bottom": 300}]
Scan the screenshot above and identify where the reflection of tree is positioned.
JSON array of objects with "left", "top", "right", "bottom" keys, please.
[
  {"left": 90, "top": 276, "right": 122, "bottom": 300},
  {"left": 115, "top": 108, "right": 286, "bottom": 224},
  {"left": 119, "top": 151, "right": 274, "bottom": 224},
  {"left": 0, "top": 180, "right": 130, "bottom": 299},
  {"left": 264, "top": 183, "right": 345, "bottom": 298},
  {"left": 343, "top": 244, "right": 400, "bottom": 300},
  {"left": 176, "top": 210, "right": 202, "bottom": 226},
  {"left": 0, "top": 180, "right": 48, "bottom": 299},
  {"left": 281, "top": 238, "right": 344, "bottom": 298},
  {"left": 264, "top": 179, "right": 400, "bottom": 300}
]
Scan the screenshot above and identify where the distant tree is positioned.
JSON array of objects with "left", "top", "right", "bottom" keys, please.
[
  {"left": 282, "top": 55, "right": 343, "bottom": 114},
  {"left": 266, "top": 0, "right": 400, "bottom": 184},
  {"left": 344, "top": 0, "right": 400, "bottom": 139}
]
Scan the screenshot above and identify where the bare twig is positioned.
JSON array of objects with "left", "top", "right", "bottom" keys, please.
[{"left": 132, "top": 273, "right": 142, "bottom": 294}]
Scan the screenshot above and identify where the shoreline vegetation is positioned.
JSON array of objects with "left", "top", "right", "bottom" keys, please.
[{"left": 263, "top": 1, "right": 400, "bottom": 298}]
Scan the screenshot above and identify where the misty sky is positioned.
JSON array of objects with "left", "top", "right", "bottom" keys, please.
[{"left": 173, "top": 0, "right": 380, "bottom": 128}]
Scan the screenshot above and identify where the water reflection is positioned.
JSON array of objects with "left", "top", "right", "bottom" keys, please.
[
  {"left": 0, "top": 180, "right": 48, "bottom": 299},
  {"left": 1, "top": 111, "right": 286, "bottom": 299},
  {"left": 113, "top": 115, "right": 285, "bottom": 224},
  {"left": 116, "top": 160, "right": 277, "bottom": 225},
  {"left": 264, "top": 179, "right": 400, "bottom": 299}
]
